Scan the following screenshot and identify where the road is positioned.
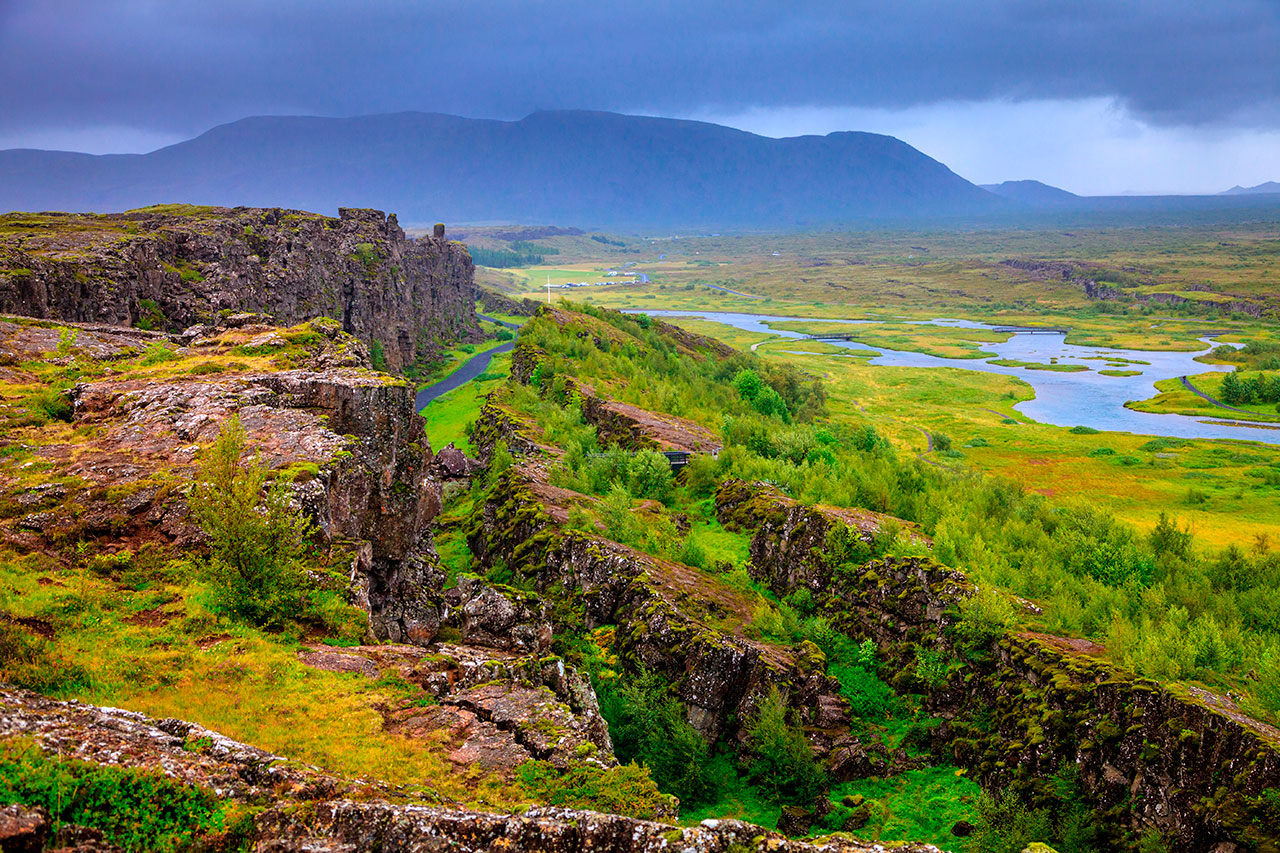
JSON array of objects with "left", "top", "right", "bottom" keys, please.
[{"left": 415, "top": 313, "right": 524, "bottom": 410}]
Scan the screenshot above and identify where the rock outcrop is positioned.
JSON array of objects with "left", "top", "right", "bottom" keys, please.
[
  {"left": 0, "top": 206, "right": 481, "bottom": 370},
  {"left": 0, "top": 315, "right": 443, "bottom": 644},
  {"left": 252, "top": 800, "right": 944, "bottom": 853},
  {"left": 0, "top": 688, "right": 941, "bottom": 853},
  {"left": 468, "top": 466, "right": 860, "bottom": 762},
  {"left": 293, "top": 641, "right": 616, "bottom": 775},
  {"left": 717, "top": 478, "right": 1280, "bottom": 851}
]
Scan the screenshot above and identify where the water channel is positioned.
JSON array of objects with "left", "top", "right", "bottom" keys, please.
[{"left": 639, "top": 310, "right": 1279, "bottom": 445}]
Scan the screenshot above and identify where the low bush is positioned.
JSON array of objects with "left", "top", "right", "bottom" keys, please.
[
  {"left": 0, "top": 739, "right": 236, "bottom": 852},
  {"left": 515, "top": 760, "right": 670, "bottom": 821}
]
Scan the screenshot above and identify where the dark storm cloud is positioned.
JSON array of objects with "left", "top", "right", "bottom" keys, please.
[{"left": 1, "top": 0, "right": 1277, "bottom": 142}]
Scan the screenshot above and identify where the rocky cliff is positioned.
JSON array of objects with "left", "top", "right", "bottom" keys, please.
[
  {"left": 0, "top": 206, "right": 480, "bottom": 370},
  {"left": 0, "top": 313, "right": 442, "bottom": 642},
  {"left": 717, "top": 478, "right": 1280, "bottom": 851}
]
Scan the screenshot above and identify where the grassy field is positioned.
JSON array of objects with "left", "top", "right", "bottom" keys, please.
[{"left": 422, "top": 352, "right": 513, "bottom": 453}]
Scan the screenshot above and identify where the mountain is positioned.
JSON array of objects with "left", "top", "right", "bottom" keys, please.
[
  {"left": 0, "top": 111, "right": 1000, "bottom": 228},
  {"left": 1222, "top": 181, "right": 1280, "bottom": 195},
  {"left": 980, "top": 179, "right": 1081, "bottom": 207}
]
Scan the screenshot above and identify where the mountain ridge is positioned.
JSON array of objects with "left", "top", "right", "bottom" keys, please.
[
  {"left": 1222, "top": 180, "right": 1280, "bottom": 195},
  {"left": 0, "top": 110, "right": 999, "bottom": 227}
]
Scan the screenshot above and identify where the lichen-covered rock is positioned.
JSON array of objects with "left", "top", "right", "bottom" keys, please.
[
  {"left": 250, "top": 800, "right": 944, "bottom": 853},
  {"left": 0, "top": 804, "right": 49, "bottom": 853},
  {"left": 445, "top": 574, "right": 554, "bottom": 654},
  {"left": 0, "top": 206, "right": 480, "bottom": 370},
  {"left": 433, "top": 443, "right": 485, "bottom": 479},
  {"left": 0, "top": 687, "right": 358, "bottom": 802},
  {"left": 719, "top": 479, "right": 1280, "bottom": 851}
]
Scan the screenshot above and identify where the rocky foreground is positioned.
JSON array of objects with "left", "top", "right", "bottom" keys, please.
[{"left": 0, "top": 688, "right": 941, "bottom": 853}]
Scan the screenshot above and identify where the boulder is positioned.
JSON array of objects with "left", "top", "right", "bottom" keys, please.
[
  {"left": 0, "top": 805, "right": 48, "bottom": 853},
  {"left": 776, "top": 806, "right": 813, "bottom": 837},
  {"left": 434, "top": 443, "right": 485, "bottom": 479},
  {"left": 447, "top": 574, "right": 553, "bottom": 654}
]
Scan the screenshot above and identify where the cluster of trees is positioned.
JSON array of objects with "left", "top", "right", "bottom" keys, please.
[
  {"left": 1219, "top": 369, "right": 1280, "bottom": 406},
  {"left": 468, "top": 245, "right": 548, "bottom": 268}
]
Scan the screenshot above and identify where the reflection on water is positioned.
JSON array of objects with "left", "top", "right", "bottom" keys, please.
[{"left": 638, "top": 310, "right": 1275, "bottom": 445}]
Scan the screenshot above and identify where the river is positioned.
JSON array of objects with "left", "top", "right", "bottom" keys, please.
[{"left": 639, "top": 310, "right": 1280, "bottom": 445}]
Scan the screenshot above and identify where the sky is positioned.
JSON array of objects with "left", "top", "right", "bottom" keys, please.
[{"left": 0, "top": 0, "right": 1277, "bottom": 195}]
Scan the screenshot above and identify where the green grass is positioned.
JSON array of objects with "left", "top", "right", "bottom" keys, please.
[
  {"left": 986, "top": 358, "right": 1089, "bottom": 372},
  {"left": 1128, "top": 372, "right": 1280, "bottom": 423},
  {"left": 826, "top": 767, "right": 981, "bottom": 847},
  {"left": 421, "top": 353, "right": 511, "bottom": 453},
  {"left": 1099, "top": 369, "right": 1142, "bottom": 377}
]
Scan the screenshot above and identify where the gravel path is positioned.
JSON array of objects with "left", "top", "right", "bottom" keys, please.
[{"left": 1179, "top": 375, "right": 1256, "bottom": 415}]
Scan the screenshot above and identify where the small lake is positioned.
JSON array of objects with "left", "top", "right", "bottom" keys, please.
[{"left": 639, "top": 310, "right": 1280, "bottom": 445}]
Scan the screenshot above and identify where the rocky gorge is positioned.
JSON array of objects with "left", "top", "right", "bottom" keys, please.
[{"left": 0, "top": 211, "right": 1278, "bottom": 852}]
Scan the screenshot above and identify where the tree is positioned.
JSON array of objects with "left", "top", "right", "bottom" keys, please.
[
  {"left": 742, "top": 687, "right": 826, "bottom": 805},
  {"left": 734, "top": 368, "right": 763, "bottom": 401},
  {"left": 188, "top": 416, "right": 313, "bottom": 627},
  {"left": 754, "top": 385, "right": 789, "bottom": 420},
  {"left": 1149, "top": 512, "right": 1192, "bottom": 561},
  {"left": 628, "top": 449, "right": 673, "bottom": 502},
  {"left": 1220, "top": 370, "right": 1244, "bottom": 405}
]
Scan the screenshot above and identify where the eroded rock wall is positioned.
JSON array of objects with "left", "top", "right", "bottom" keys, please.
[
  {"left": 467, "top": 468, "right": 857, "bottom": 756},
  {"left": 717, "top": 478, "right": 1280, "bottom": 851},
  {"left": 0, "top": 207, "right": 480, "bottom": 369}
]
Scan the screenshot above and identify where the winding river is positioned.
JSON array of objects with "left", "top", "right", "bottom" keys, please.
[{"left": 639, "top": 310, "right": 1279, "bottom": 445}]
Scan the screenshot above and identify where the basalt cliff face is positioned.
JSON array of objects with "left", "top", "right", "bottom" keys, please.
[
  {"left": 716, "top": 479, "right": 1280, "bottom": 852},
  {"left": 0, "top": 206, "right": 480, "bottom": 370}
]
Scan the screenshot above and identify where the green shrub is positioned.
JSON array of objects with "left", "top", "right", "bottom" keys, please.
[
  {"left": 968, "top": 789, "right": 1054, "bottom": 853},
  {"left": 734, "top": 368, "right": 763, "bottom": 401},
  {"left": 913, "top": 647, "right": 951, "bottom": 687},
  {"left": 516, "top": 760, "right": 670, "bottom": 820},
  {"left": 596, "top": 669, "right": 715, "bottom": 807},
  {"left": 140, "top": 343, "right": 179, "bottom": 366},
  {"left": 24, "top": 389, "right": 72, "bottom": 424},
  {"left": 0, "top": 739, "right": 233, "bottom": 851},
  {"left": 1069, "top": 425, "right": 1100, "bottom": 434},
  {"left": 954, "top": 587, "right": 1018, "bottom": 652},
  {"left": 742, "top": 686, "right": 826, "bottom": 806},
  {"left": 188, "top": 416, "right": 314, "bottom": 627}
]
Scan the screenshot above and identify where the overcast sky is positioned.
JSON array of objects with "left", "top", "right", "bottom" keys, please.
[{"left": 1, "top": 0, "right": 1276, "bottom": 195}]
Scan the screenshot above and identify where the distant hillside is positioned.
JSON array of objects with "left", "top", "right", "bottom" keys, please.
[
  {"left": 0, "top": 111, "right": 1000, "bottom": 228},
  {"left": 980, "top": 179, "right": 1081, "bottom": 207},
  {"left": 1222, "top": 181, "right": 1280, "bottom": 196}
]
